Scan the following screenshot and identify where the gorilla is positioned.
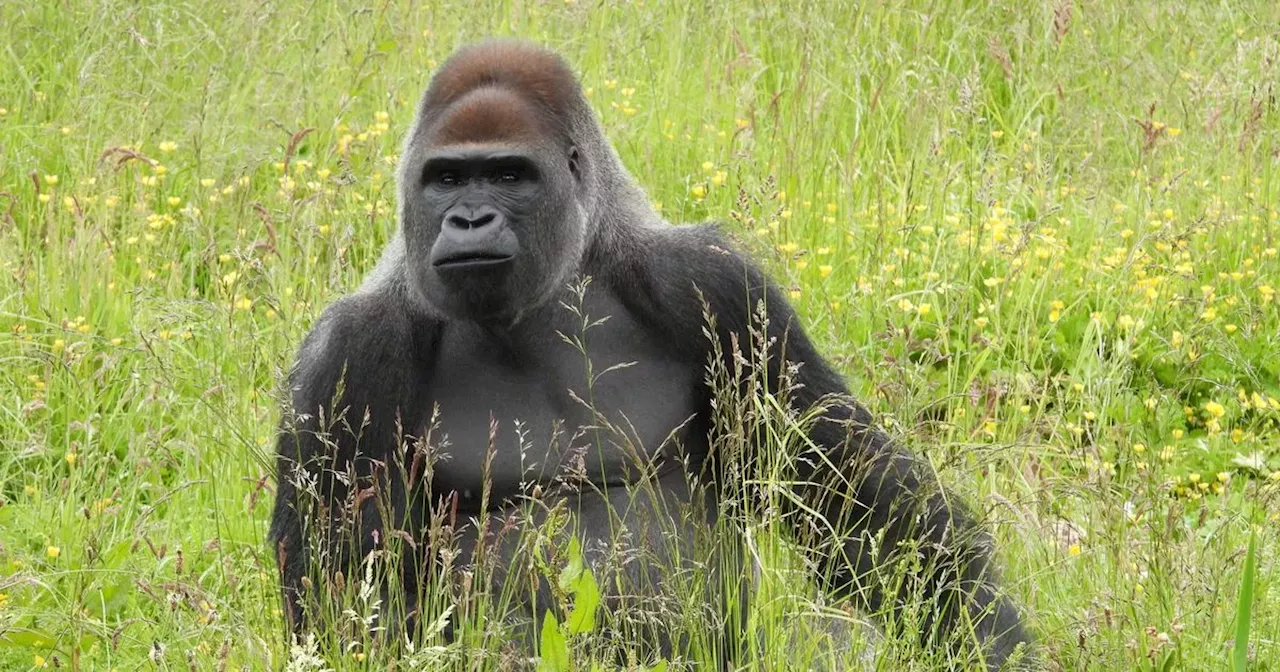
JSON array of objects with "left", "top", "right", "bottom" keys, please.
[{"left": 270, "top": 39, "right": 1031, "bottom": 669}]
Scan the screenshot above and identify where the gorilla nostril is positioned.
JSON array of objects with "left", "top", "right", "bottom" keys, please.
[{"left": 446, "top": 211, "right": 498, "bottom": 230}]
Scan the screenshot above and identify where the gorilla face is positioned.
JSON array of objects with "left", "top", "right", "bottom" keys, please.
[{"left": 400, "top": 88, "right": 586, "bottom": 324}]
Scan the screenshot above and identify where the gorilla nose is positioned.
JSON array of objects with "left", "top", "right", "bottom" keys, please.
[{"left": 444, "top": 206, "right": 500, "bottom": 231}]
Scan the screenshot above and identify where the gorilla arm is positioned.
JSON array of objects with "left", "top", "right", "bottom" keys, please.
[
  {"left": 268, "top": 293, "right": 432, "bottom": 633},
  {"left": 615, "top": 223, "right": 1031, "bottom": 667}
]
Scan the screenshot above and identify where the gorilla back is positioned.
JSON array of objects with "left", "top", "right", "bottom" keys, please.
[{"left": 269, "top": 39, "right": 1032, "bottom": 668}]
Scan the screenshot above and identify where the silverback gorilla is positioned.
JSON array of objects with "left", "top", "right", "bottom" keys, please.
[{"left": 270, "top": 40, "right": 1031, "bottom": 668}]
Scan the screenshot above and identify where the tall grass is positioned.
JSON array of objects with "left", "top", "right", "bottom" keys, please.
[{"left": 1, "top": 1, "right": 1278, "bottom": 669}]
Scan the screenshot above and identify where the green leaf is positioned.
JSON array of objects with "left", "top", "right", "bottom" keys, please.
[
  {"left": 558, "top": 537, "right": 585, "bottom": 593},
  {"left": 538, "top": 610, "right": 571, "bottom": 672},
  {"left": 1231, "top": 528, "right": 1258, "bottom": 671},
  {"left": 564, "top": 565, "right": 600, "bottom": 634},
  {"left": 557, "top": 536, "right": 599, "bottom": 634}
]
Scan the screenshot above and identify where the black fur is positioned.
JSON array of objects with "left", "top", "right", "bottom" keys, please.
[{"left": 269, "top": 39, "right": 1031, "bottom": 668}]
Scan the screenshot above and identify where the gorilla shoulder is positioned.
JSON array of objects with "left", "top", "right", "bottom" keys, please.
[
  {"left": 287, "top": 290, "right": 428, "bottom": 422},
  {"left": 604, "top": 222, "right": 802, "bottom": 353}
]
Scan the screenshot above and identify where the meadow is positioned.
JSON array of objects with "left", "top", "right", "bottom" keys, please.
[{"left": 1, "top": 1, "right": 1278, "bottom": 669}]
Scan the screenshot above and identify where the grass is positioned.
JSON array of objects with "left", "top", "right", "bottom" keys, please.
[{"left": 1, "top": 0, "right": 1279, "bottom": 669}]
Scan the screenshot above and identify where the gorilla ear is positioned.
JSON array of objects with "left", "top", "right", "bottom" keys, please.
[{"left": 568, "top": 146, "right": 581, "bottom": 181}]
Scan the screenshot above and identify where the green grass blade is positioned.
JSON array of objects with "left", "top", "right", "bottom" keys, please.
[{"left": 1232, "top": 528, "right": 1258, "bottom": 671}]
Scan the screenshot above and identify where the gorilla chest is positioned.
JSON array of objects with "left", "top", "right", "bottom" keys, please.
[{"left": 423, "top": 299, "right": 703, "bottom": 501}]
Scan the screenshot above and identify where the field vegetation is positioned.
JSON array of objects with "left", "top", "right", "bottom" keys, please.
[{"left": 1, "top": 1, "right": 1278, "bottom": 669}]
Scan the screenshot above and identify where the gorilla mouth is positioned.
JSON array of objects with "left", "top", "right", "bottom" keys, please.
[
  {"left": 431, "top": 251, "right": 515, "bottom": 269},
  {"left": 429, "top": 222, "right": 520, "bottom": 272}
]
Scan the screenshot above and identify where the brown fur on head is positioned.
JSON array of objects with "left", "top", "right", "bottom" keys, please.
[
  {"left": 418, "top": 40, "right": 586, "bottom": 130},
  {"left": 424, "top": 87, "right": 550, "bottom": 146}
]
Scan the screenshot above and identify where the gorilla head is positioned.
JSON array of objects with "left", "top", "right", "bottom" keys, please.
[{"left": 396, "top": 43, "right": 609, "bottom": 324}]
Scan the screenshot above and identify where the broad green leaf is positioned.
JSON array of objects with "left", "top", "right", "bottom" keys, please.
[
  {"left": 558, "top": 537, "right": 584, "bottom": 593},
  {"left": 538, "top": 610, "right": 571, "bottom": 672},
  {"left": 564, "top": 564, "right": 600, "bottom": 635}
]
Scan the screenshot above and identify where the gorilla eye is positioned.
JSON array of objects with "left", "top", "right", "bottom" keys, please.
[
  {"left": 498, "top": 170, "right": 521, "bottom": 184},
  {"left": 435, "top": 171, "right": 462, "bottom": 187}
]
